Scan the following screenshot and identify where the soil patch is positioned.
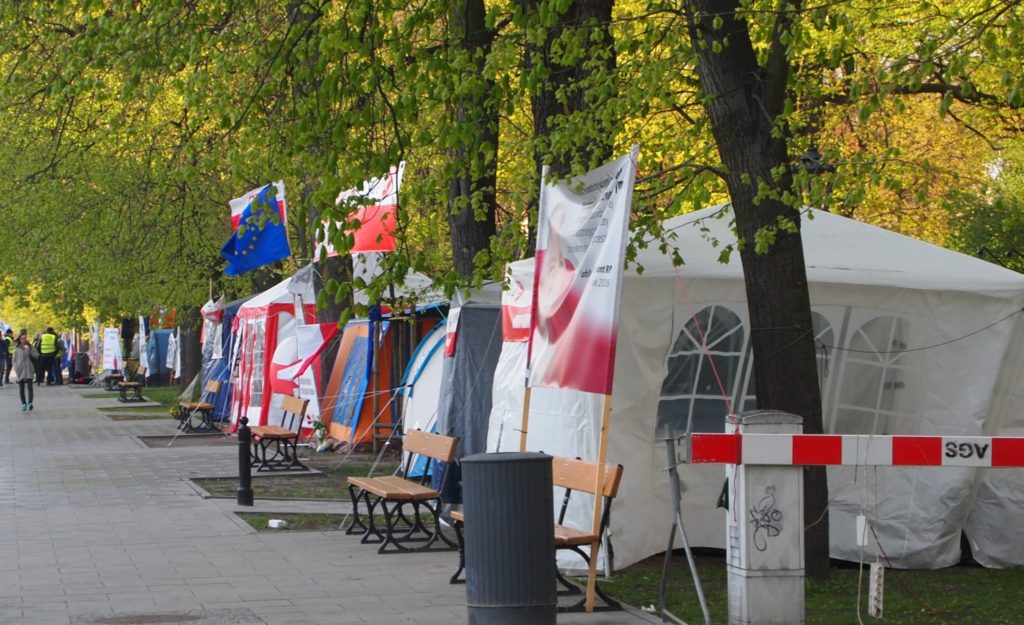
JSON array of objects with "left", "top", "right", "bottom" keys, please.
[
  {"left": 138, "top": 433, "right": 235, "bottom": 448},
  {"left": 193, "top": 452, "right": 400, "bottom": 500},
  {"left": 107, "top": 413, "right": 175, "bottom": 421}
]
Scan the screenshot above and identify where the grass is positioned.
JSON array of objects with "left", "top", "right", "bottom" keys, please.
[
  {"left": 236, "top": 512, "right": 349, "bottom": 531},
  {"left": 192, "top": 452, "right": 401, "bottom": 500},
  {"left": 81, "top": 393, "right": 122, "bottom": 399},
  {"left": 607, "top": 552, "right": 1024, "bottom": 625},
  {"left": 141, "top": 385, "right": 185, "bottom": 406},
  {"left": 106, "top": 412, "right": 174, "bottom": 421}
]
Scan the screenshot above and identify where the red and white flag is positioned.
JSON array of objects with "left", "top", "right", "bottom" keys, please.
[
  {"left": 270, "top": 323, "right": 340, "bottom": 394},
  {"left": 317, "top": 162, "right": 405, "bottom": 257},
  {"left": 527, "top": 146, "right": 639, "bottom": 395}
]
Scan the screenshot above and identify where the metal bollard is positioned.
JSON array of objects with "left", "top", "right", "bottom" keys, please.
[{"left": 237, "top": 417, "right": 254, "bottom": 506}]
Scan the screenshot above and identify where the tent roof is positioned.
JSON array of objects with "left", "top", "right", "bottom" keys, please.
[
  {"left": 238, "top": 269, "right": 316, "bottom": 317},
  {"left": 536, "top": 204, "right": 1024, "bottom": 300}
]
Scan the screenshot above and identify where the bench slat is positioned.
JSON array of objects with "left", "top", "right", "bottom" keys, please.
[
  {"left": 348, "top": 475, "right": 439, "bottom": 501},
  {"left": 404, "top": 430, "right": 458, "bottom": 463}
]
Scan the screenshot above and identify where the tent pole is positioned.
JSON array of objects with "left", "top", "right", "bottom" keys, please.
[
  {"left": 518, "top": 386, "right": 532, "bottom": 452},
  {"left": 585, "top": 393, "right": 613, "bottom": 612}
]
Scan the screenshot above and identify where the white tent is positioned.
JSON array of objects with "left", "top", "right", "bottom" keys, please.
[
  {"left": 489, "top": 204, "right": 1024, "bottom": 570},
  {"left": 229, "top": 268, "right": 318, "bottom": 429}
]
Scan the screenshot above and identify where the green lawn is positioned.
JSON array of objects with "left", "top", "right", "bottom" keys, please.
[{"left": 608, "top": 552, "right": 1024, "bottom": 625}]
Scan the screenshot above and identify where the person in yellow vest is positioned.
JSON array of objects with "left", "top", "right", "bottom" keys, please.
[{"left": 37, "top": 327, "right": 59, "bottom": 385}]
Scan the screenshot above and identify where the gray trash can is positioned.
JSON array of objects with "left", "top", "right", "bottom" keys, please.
[
  {"left": 463, "top": 452, "right": 555, "bottom": 625},
  {"left": 74, "top": 353, "right": 91, "bottom": 378}
]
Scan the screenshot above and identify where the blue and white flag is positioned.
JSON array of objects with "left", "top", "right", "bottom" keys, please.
[{"left": 221, "top": 181, "right": 291, "bottom": 276}]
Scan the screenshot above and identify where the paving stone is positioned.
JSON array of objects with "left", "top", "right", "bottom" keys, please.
[{"left": 0, "top": 385, "right": 658, "bottom": 625}]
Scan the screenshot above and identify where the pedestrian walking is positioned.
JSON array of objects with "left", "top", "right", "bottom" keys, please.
[
  {"left": 12, "top": 334, "right": 38, "bottom": 410},
  {"left": 0, "top": 329, "right": 9, "bottom": 387},
  {"left": 3, "top": 329, "right": 13, "bottom": 383}
]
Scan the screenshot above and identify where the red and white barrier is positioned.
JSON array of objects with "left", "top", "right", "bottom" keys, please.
[{"left": 689, "top": 433, "right": 1024, "bottom": 468}]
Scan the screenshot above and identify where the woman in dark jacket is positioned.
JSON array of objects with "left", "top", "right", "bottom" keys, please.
[{"left": 12, "top": 334, "right": 38, "bottom": 410}]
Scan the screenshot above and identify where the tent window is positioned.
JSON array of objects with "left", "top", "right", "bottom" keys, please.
[
  {"left": 812, "top": 312, "right": 835, "bottom": 393},
  {"left": 658, "top": 306, "right": 745, "bottom": 435},
  {"left": 832, "top": 316, "right": 910, "bottom": 434},
  {"left": 249, "top": 323, "right": 265, "bottom": 409}
]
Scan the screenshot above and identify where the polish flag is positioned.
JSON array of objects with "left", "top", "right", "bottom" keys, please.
[{"left": 271, "top": 323, "right": 340, "bottom": 393}]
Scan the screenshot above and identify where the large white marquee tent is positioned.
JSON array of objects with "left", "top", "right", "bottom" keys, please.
[{"left": 488, "top": 204, "right": 1024, "bottom": 570}]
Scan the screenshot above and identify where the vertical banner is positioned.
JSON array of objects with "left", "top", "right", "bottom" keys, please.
[
  {"left": 528, "top": 146, "right": 639, "bottom": 395},
  {"left": 501, "top": 263, "right": 533, "bottom": 342},
  {"left": 102, "top": 327, "right": 122, "bottom": 372},
  {"left": 138, "top": 316, "right": 150, "bottom": 378}
]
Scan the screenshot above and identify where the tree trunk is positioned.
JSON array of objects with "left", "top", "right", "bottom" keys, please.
[
  {"left": 179, "top": 306, "right": 203, "bottom": 392},
  {"left": 686, "top": 0, "right": 830, "bottom": 581},
  {"left": 447, "top": 0, "right": 498, "bottom": 278},
  {"left": 519, "top": 0, "right": 615, "bottom": 252}
]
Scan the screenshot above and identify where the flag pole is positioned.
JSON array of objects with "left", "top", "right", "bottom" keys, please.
[
  {"left": 518, "top": 386, "right": 532, "bottom": 452},
  {"left": 585, "top": 392, "right": 613, "bottom": 612}
]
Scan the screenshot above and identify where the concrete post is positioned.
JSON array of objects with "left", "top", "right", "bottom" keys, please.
[{"left": 726, "top": 410, "right": 804, "bottom": 625}]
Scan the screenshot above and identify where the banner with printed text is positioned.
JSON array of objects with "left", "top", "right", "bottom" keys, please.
[{"left": 527, "top": 146, "right": 638, "bottom": 395}]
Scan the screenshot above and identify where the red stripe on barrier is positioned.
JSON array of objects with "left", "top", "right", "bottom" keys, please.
[
  {"left": 892, "top": 436, "right": 942, "bottom": 465},
  {"left": 792, "top": 434, "right": 843, "bottom": 465},
  {"left": 691, "top": 433, "right": 741, "bottom": 464},
  {"left": 992, "top": 438, "right": 1024, "bottom": 467}
]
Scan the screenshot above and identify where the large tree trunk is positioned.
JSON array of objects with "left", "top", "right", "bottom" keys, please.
[
  {"left": 179, "top": 305, "right": 203, "bottom": 392},
  {"left": 686, "top": 0, "right": 830, "bottom": 581},
  {"left": 447, "top": 0, "right": 498, "bottom": 278},
  {"left": 519, "top": 0, "right": 615, "bottom": 252}
]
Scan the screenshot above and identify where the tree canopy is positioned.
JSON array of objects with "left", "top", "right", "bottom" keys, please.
[{"left": 1, "top": 1, "right": 1020, "bottom": 324}]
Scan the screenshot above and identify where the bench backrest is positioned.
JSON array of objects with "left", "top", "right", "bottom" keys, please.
[
  {"left": 276, "top": 395, "right": 309, "bottom": 433},
  {"left": 552, "top": 456, "right": 624, "bottom": 498},
  {"left": 551, "top": 456, "right": 624, "bottom": 536},
  {"left": 404, "top": 429, "right": 458, "bottom": 463},
  {"left": 399, "top": 429, "right": 459, "bottom": 490}
]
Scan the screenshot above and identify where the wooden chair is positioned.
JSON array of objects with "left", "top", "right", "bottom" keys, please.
[
  {"left": 117, "top": 366, "right": 147, "bottom": 402},
  {"left": 449, "top": 455, "right": 624, "bottom": 612},
  {"left": 249, "top": 395, "right": 310, "bottom": 472},
  {"left": 346, "top": 429, "right": 459, "bottom": 554},
  {"left": 178, "top": 380, "right": 223, "bottom": 433}
]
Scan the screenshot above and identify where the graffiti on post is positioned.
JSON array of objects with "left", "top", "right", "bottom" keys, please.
[{"left": 749, "top": 485, "right": 783, "bottom": 551}]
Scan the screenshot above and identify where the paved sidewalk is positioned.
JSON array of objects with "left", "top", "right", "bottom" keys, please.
[{"left": 0, "top": 384, "right": 659, "bottom": 625}]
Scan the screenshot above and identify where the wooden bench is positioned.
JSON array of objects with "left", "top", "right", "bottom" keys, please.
[
  {"left": 178, "top": 380, "right": 223, "bottom": 433},
  {"left": 346, "top": 429, "right": 459, "bottom": 554},
  {"left": 250, "top": 395, "right": 310, "bottom": 472},
  {"left": 104, "top": 360, "right": 139, "bottom": 391},
  {"left": 117, "top": 366, "right": 147, "bottom": 402},
  {"left": 449, "top": 455, "right": 624, "bottom": 613}
]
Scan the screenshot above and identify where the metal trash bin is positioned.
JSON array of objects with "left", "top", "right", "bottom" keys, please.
[
  {"left": 74, "top": 353, "right": 91, "bottom": 379},
  {"left": 463, "top": 452, "right": 555, "bottom": 625}
]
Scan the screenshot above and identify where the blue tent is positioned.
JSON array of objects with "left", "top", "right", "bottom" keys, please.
[
  {"left": 200, "top": 296, "right": 251, "bottom": 423},
  {"left": 147, "top": 330, "right": 173, "bottom": 380}
]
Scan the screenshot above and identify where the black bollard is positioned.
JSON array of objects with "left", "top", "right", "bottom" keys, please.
[{"left": 237, "top": 416, "right": 254, "bottom": 506}]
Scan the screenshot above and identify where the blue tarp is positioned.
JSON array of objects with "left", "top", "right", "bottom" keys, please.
[
  {"left": 147, "top": 330, "right": 173, "bottom": 379},
  {"left": 199, "top": 297, "right": 250, "bottom": 423},
  {"left": 328, "top": 320, "right": 391, "bottom": 438}
]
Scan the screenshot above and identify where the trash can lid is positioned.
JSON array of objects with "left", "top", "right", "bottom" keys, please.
[{"left": 462, "top": 451, "right": 551, "bottom": 465}]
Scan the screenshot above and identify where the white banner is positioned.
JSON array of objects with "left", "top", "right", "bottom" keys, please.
[
  {"left": 528, "top": 146, "right": 639, "bottom": 395},
  {"left": 102, "top": 327, "right": 122, "bottom": 371}
]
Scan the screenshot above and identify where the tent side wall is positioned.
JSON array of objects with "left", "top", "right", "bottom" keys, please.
[{"left": 489, "top": 241, "right": 1024, "bottom": 570}]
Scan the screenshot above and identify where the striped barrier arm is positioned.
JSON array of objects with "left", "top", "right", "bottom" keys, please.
[{"left": 689, "top": 433, "right": 1024, "bottom": 468}]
